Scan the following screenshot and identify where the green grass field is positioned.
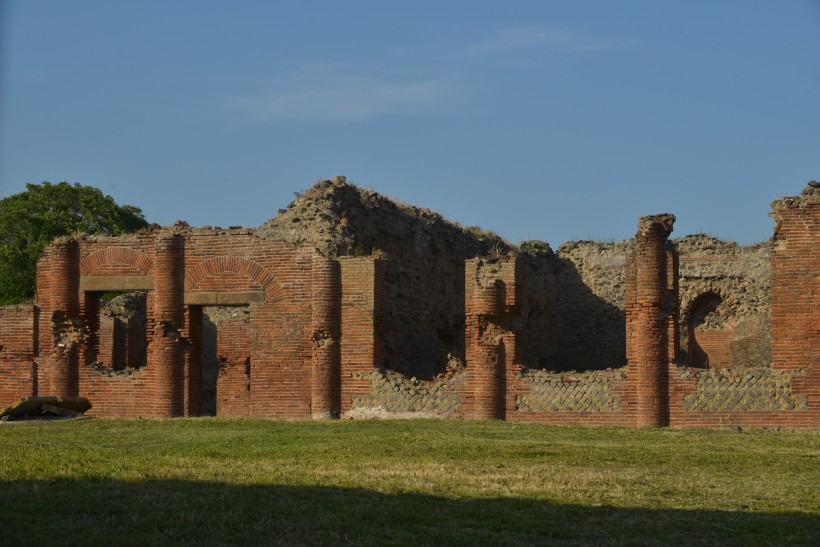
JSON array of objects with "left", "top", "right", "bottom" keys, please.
[{"left": 0, "top": 419, "right": 817, "bottom": 545}]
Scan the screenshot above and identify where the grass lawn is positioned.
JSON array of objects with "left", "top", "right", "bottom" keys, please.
[{"left": 0, "top": 418, "right": 817, "bottom": 545}]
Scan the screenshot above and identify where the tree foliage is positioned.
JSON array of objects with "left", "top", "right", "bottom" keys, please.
[{"left": 0, "top": 182, "right": 149, "bottom": 305}]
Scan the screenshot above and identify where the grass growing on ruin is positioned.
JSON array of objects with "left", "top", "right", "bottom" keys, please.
[{"left": 0, "top": 419, "right": 818, "bottom": 545}]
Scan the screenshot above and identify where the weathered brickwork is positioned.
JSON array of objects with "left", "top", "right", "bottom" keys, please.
[
  {"left": 464, "top": 256, "right": 521, "bottom": 420},
  {"left": 350, "top": 368, "right": 462, "bottom": 413},
  {"left": 551, "top": 241, "right": 632, "bottom": 370},
  {"left": 0, "top": 179, "right": 816, "bottom": 428},
  {"left": 0, "top": 305, "right": 37, "bottom": 405},
  {"left": 770, "top": 186, "right": 819, "bottom": 371},
  {"left": 676, "top": 235, "right": 771, "bottom": 368},
  {"left": 626, "top": 214, "right": 678, "bottom": 428},
  {"left": 516, "top": 369, "right": 625, "bottom": 412}
]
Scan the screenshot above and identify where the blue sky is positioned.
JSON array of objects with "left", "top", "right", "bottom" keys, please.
[{"left": 1, "top": 0, "right": 818, "bottom": 246}]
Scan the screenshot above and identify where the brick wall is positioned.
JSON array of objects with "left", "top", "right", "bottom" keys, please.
[
  {"left": 689, "top": 327, "right": 735, "bottom": 368},
  {"left": 14, "top": 227, "right": 337, "bottom": 418},
  {"left": 339, "top": 257, "right": 384, "bottom": 415},
  {"left": 215, "top": 312, "right": 251, "bottom": 417},
  {"left": 0, "top": 305, "right": 37, "bottom": 405},
  {"left": 2, "top": 184, "right": 816, "bottom": 428}
]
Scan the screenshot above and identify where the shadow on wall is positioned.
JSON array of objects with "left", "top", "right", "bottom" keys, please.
[
  {"left": 681, "top": 292, "right": 772, "bottom": 369},
  {"left": 0, "top": 479, "right": 814, "bottom": 545},
  {"left": 201, "top": 313, "right": 217, "bottom": 416},
  {"left": 686, "top": 292, "right": 724, "bottom": 368},
  {"left": 546, "top": 256, "right": 627, "bottom": 372},
  {"left": 381, "top": 252, "right": 467, "bottom": 380}
]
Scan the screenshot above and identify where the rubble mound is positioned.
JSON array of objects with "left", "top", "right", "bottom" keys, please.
[
  {"left": 257, "top": 176, "right": 525, "bottom": 378},
  {"left": 256, "top": 176, "right": 512, "bottom": 257}
]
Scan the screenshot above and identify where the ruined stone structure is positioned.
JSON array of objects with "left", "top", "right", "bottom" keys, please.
[{"left": 1, "top": 178, "right": 817, "bottom": 428}]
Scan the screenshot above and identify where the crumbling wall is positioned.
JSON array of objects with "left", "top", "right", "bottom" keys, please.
[
  {"left": 350, "top": 367, "right": 463, "bottom": 415},
  {"left": 551, "top": 240, "right": 633, "bottom": 371},
  {"left": 516, "top": 368, "right": 626, "bottom": 412},
  {"left": 514, "top": 244, "right": 559, "bottom": 371},
  {"left": 675, "top": 235, "right": 771, "bottom": 368},
  {"left": 3, "top": 176, "right": 816, "bottom": 429},
  {"left": 257, "top": 177, "right": 510, "bottom": 379},
  {"left": 540, "top": 236, "right": 771, "bottom": 372},
  {"left": 680, "top": 368, "right": 807, "bottom": 412},
  {"left": 463, "top": 255, "right": 522, "bottom": 420}
]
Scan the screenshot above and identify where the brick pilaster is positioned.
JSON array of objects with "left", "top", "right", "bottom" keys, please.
[
  {"left": 311, "top": 254, "right": 341, "bottom": 419},
  {"left": 630, "top": 214, "right": 676, "bottom": 427},
  {"left": 149, "top": 234, "right": 184, "bottom": 416}
]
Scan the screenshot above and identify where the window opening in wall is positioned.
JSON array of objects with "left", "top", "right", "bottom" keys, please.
[{"left": 89, "top": 291, "right": 148, "bottom": 373}]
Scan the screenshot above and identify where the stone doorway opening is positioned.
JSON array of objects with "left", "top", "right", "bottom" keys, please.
[{"left": 200, "top": 305, "right": 251, "bottom": 416}]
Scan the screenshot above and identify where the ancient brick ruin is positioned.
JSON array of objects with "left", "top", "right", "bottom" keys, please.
[{"left": 1, "top": 178, "right": 817, "bottom": 428}]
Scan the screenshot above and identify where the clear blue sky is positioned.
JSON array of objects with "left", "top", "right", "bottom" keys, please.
[{"left": 2, "top": 0, "right": 818, "bottom": 246}]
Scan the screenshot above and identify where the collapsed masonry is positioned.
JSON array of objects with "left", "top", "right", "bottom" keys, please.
[{"left": 0, "top": 177, "right": 817, "bottom": 428}]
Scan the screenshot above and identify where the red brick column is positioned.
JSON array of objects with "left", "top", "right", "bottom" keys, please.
[
  {"left": 471, "top": 281, "right": 505, "bottom": 420},
  {"left": 42, "top": 239, "right": 81, "bottom": 396},
  {"left": 473, "top": 340, "right": 504, "bottom": 420},
  {"left": 311, "top": 254, "right": 341, "bottom": 419},
  {"left": 149, "top": 234, "right": 184, "bottom": 417},
  {"left": 632, "top": 214, "right": 675, "bottom": 428},
  {"left": 465, "top": 259, "right": 519, "bottom": 421}
]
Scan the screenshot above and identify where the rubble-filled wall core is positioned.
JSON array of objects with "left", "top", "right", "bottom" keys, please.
[
  {"left": 675, "top": 235, "right": 771, "bottom": 369},
  {"left": 0, "top": 178, "right": 816, "bottom": 428}
]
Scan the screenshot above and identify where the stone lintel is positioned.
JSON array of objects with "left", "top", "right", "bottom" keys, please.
[
  {"left": 184, "top": 291, "right": 265, "bottom": 305},
  {"left": 80, "top": 276, "right": 154, "bottom": 292}
]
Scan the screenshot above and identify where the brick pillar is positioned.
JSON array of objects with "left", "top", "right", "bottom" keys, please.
[
  {"left": 311, "top": 255, "right": 341, "bottom": 419},
  {"left": 770, "top": 185, "right": 819, "bottom": 370},
  {"left": 465, "top": 258, "right": 519, "bottom": 421},
  {"left": 97, "top": 312, "right": 116, "bottom": 367},
  {"left": 43, "top": 239, "right": 81, "bottom": 397},
  {"left": 631, "top": 214, "right": 675, "bottom": 428},
  {"left": 339, "top": 257, "right": 384, "bottom": 415},
  {"left": 184, "top": 305, "right": 203, "bottom": 416},
  {"left": 149, "top": 234, "right": 184, "bottom": 417},
  {"left": 472, "top": 281, "right": 505, "bottom": 420}
]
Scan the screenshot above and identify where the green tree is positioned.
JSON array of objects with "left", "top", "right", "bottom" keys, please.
[{"left": 0, "top": 182, "right": 149, "bottom": 305}]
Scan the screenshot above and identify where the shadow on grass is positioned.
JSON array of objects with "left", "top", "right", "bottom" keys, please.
[{"left": 0, "top": 479, "right": 817, "bottom": 546}]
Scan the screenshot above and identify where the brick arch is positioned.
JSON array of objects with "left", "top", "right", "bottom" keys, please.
[
  {"left": 680, "top": 286, "right": 727, "bottom": 326},
  {"left": 684, "top": 291, "right": 729, "bottom": 368},
  {"left": 80, "top": 247, "right": 154, "bottom": 276},
  {"left": 185, "top": 256, "right": 284, "bottom": 303}
]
